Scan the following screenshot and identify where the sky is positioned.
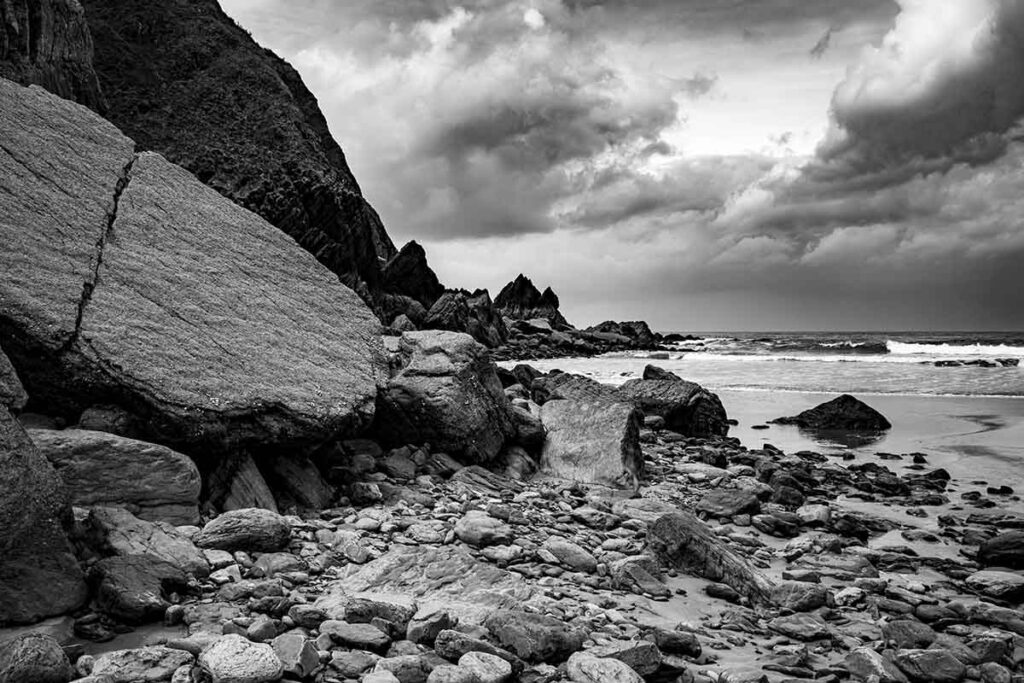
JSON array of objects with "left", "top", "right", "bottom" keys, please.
[{"left": 220, "top": 0, "right": 1024, "bottom": 332}]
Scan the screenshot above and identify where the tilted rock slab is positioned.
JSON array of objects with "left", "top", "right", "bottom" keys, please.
[
  {"left": 29, "top": 428, "right": 201, "bottom": 525},
  {"left": 648, "top": 511, "right": 775, "bottom": 606},
  {"left": 0, "top": 79, "right": 385, "bottom": 455},
  {"left": 374, "top": 331, "right": 516, "bottom": 462},
  {"left": 0, "top": 406, "right": 88, "bottom": 624},
  {"left": 0, "top": 346, "right": 27, "bottom": 411},
  {"left": 539, "top": 398, "right": 643, "bottom": 488}
]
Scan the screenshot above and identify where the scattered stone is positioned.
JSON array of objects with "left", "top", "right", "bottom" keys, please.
[
  {"left": 193, "top": 508, "right": 291, "bottom": 552},
  {"left": 0, "top": 634, "right": 74, "bottom": 683},
  {"left": 91, "top": 646, "right": 193, "bottom": 683},
  {"left": 482, "top": 610, "right": 586, "bottom": 663},
  {"left": 197, "top": 635, "right": 284, "bottom": 683},
  {"left": 565, "top": 651, "right": 644, "bottom": 683}
]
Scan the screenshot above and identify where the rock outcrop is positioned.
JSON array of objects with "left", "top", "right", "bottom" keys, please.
[
  {"left": 374, "top": 331, "right": 516, "bottom": 462},
  {"left": 423, "top": 290, "right": 509, "bottom": 348},
  {"left": 78, "top": 0, "right": 403, "bottom": 307},
  {"left": 0, "top": 78, "right": 385, "bottom": 456},
  {"left": 0, "top": 0, "right": 105, "bottom": 110},
  {"left": 772, "top": 394, "right": 891, "bottom": 431},
  {"left": 585, "top": 321, "right": 657, "bottom": 347},
  {"left": 381, "top": 241, "right": 445, "bottom": 311},
  {"left": 28, "top": 428, "right": 201, "bottom": 524},
  {"left": 494, "top": 274, "right": 569, "bottom": 328},
  {"left": 0, "top": 406, "right": 87, "bottom": 624}
]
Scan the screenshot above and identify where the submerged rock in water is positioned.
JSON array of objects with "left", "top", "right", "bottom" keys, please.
[
  {"left": 771, "top": 394, "right": 891, "bottom": 431},
  {"left": 0, "top": 407, "right": 88, "bottom": 624},
  {"left": 0, "top": 78, "right": 386, "bottom": 456}
]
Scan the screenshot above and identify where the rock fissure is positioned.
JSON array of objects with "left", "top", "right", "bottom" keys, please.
[{"left": 62, "top": 151, "right": 138, "bottom": 354}]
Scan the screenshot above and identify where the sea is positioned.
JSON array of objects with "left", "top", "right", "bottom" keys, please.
[{"left": 505, "top": 331, "right": 1024, "bottom": 507}]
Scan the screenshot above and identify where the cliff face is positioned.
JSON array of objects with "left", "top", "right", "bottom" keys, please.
[
  {"left": 78, "top": 0, "right": 398, "bottom": 305},
  {"left": 0, "top": 0, "right": 105, "bottom": 110}
]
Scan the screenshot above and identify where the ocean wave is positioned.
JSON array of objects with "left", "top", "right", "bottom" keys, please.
[{"left": 887, "top": 341, "right": 1024, "bottom": 357}]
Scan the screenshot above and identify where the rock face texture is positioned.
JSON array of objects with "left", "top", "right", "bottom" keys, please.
[
  {"left": 374, "top": 331, "right": 516, "bottom": 462},
  {"left": 494, "top": 274, "right": 569, "bottom": 328},
  {"left": 424, "top": 290, "right": 509, "bottom": 348},
  {"left": 648, "top": 512, "right": 775, "bottom": 606},
  {"left": 0, "top": 0, "right": 105, "bottom": 110},
  {"left": 28, "top": 428, "right": 201, "bottom": 524},
  {"left": 0, "top": 79, "right": 385, "bottom": 456},
  {"left": 0, "top": 406, "right": 88, "bottom": 624},
  {"left": 772, "top": 394, "right": 891, "bottom": 431},
  {"left": 540, "top": 399, "right": 643, "bottom": 488},
  {"left": 0, "top": 346, "right": 28, "bottom": 411},
  {"left": 78, "top": 0, "right": 401, "bottom": 307}
]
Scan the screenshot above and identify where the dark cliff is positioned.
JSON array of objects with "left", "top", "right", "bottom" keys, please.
[
  {"left": 495, "top": 274, "right": 570, "bottom": 328},
  {"left": 78, "top": 0, "right": 400, "bottom": 305},
  {"left": 0, "top": 0, "right": 105, "bottom": 110}
]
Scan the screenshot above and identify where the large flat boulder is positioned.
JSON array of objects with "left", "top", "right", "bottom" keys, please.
[
  {"left": 0, "top": 407, "right": 88, "bottom": 624},
  {"left": 648, "top": 512, "right": 774, "bottom": 606},
  {"left": 373, "top": 331, "right": 516, "bottom": 462},
  {"left": 0, "top": 79, "right": 386, "bottom": 456},
  {"left": 539, "top": 398, "right": 643, "bottom": 488},
  {"left": 28, "top": 428, "right": 201, "bottom": 525}
]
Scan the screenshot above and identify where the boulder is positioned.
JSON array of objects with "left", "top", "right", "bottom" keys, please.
[
  {"left": 696, "top": 490, "right": 760, "bottom": 519},
  {"left": 482, "top": 610, "right": 586, "bottom": 663},
  {"left": 648, "top": 512, "right": 774, "bottom": 605},
  {"left": 197, "top": 634, "right": 284, "bottom": 683},
  {"left": 0, "top": 78, "right": 385, "bottom": 455},
  {"left": 271, "top": 633, "right": 319, "bottom": 679},
  {"left": 75, "top": 405, "right": 143, "bottom": 438},
  {"left": 259, "top": 454, "right": 334, "bottom": 510},
  {"left": 772, "top": 394, "right": 891, "bottom": 431},
  {"left": 0, "top": 0, "right": 105, "bottom": 110},
  {"left": 770, "top": 581, "right": 829, "bottom": 612},
  {"left": 382, "top": 241, "right": 445, "bottom": 309},
  {"left": 978, "top": 531, "right": 1024, "bottom": 569},
  {"left": 531, "top": 372, "right": 621, "bottom": 405},
  {"left": 494, "top": 275, "right": 569, "bottom": 328},
  {"left": 454, "top": 511, "right": 514, "bottom": 548},
  {"left": 965, "top": 570, "right": 1024, "bottom": 602},
  {"left": 539, "top": 398, "right": 643, "bottom": 488},
  {"left": 28, "top": 428, "right": 200, "bottom": 525},
  {"left": 81, "top": 506, "right": 209, "bottom": 577},
  {"left": 893, "top": 649, "right": 966, "bottom": 683},
  {"left": 457, "top": 651, "right": 513, "bottom": 683},
  {"left": 374, "top": 331, "right": 516, "bottom": 462},
  {"left": 206, "top": 454, "right": 279, "bottom": 513},
  {"left": 89, "top": 555, "right": 190, "bottom": 623},
  {"left": 617, "top": 377, "right": 729, "bottom": 437},
  {"left": 0, "top": 633, "right": 74, "bottom": 683},
  {"left": 90, "top": 646, "right": 193, "bottom": 683},
  {"left": 0, "top": 347, "right": 28, "bottom": 411},
  {"left": 585, "top": 321, "right": 655, "bottom": 347},
  {"left": 193, "top": 508, "right": 291, "bottom": 553},
  {"left": 0, "top": 407, "right": 87, "bottom": 624},
  {"left": 565, "top": 652, "right": 644, "bottom": 683}
]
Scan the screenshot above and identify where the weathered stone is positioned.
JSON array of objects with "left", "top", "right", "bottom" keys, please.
[
  {"left": 0, "top": 347, "right": 27, "bottom": 412},
  {"left": 271, "top": 633, "right": 318, "bottom": 679},
  {"left": 893, "top": 649, "right": 966, "bottom": 683},
  {"left": 539, "top": 398, "right": 643, "bottom": 488},
  {"left": 696, "top": 490, "right": 760, "bottom": 519},
  {"left": 82, "top": 506, "right": 209, "bottom": 577},
  {"left": 29, "top": 428, "right": 200, "bottom": 524},
  {"left": 0, "top": 407, "right": 87, "bottom": 624},
  {"left": 0, "top": 633, "right": 74, "bottom": 683},
  {"left": 261, "top": 455, "right": 334, "bottom": 510},
  {"left": 587, "top": 639, "right": 661, "bottom": 677},
  {"left": 374, "top": 331, "right": 515, "bottom": 462},
  {"left": 648, "top": 512, "right": 774, "bottom": 605},
  {"left": 434, "top": 630, "right": 519, "bottom": 668},
  {"left": 455, "top": 511, "right": 514, "bottom": 548},
  {"left": 407, "top": 608, "right": 456, "bottom": 646},
  {"left": 768, "top": 614, "right": 831, "bottom": 641},
  {"left": 197, "top": 634, "right": 284, "bottom": 683},
  {"left": 207, "top": 454, "right": 278, "bottom": 513},
  {"left": 0, "top": 78, "right": 385, "bottom": 455},
  {"left": 772, "top": 394, "right": 891, "bottom": 431},
  {"left": 883, "top": 621, "right": 937, "bottom": 650},
  {"left": 89, "top": 555, "right": 189, "bottom": 623},
  {"left": 617, "top": 376, "right": 729, "bottom": 437},
  {"left": 565, "top": 652, "right": 644, "bottom": 683},
  {"left": 426, "top": 664, "right": 480, "bottom": 683},
  {"left": 770, "top": 581, "right": 829, "bottom": 612},
  {"left": 320, "top": 620, "right": 390, "bottom": 651},
  {"left": 382, "top": 241, "right": 445, "bottom": 309},
  {"left": 966, "top": 570, "right": 1024, "bottom": 601},
  {"left": 542, "top": 538, "right": 598, "bottom": 574},
  {"left": 458, "top": 651, "right": 512, "bottom": 683},
  {"left": 91, "top": 646, "right": 193, "bottom": 683},
  {"left": 977, "top": 531, "right": 1024, "bottom": 569},
  {"left": 845, "top": 648, "right": 908, "bottom": 683},
  {"left": 494, "top": 275, "right": 569, "bottom": 328},
  {"left": 193, "top": 508, "right": 291, "bottom": 553},
  {"left": 482, "top": 610, "right": 586, "bottom": 663}
]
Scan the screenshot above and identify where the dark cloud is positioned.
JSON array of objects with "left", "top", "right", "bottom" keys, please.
[{"left": 809, "top": 26, "right": 834, "bottom": 58}]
